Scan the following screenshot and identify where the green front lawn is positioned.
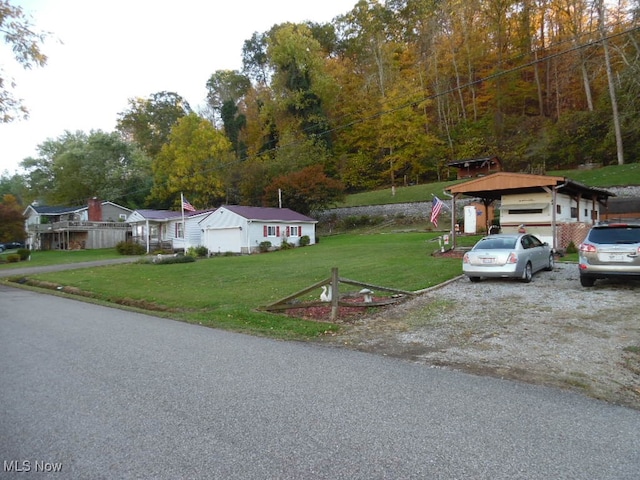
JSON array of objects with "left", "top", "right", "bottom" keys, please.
[
  {"left": 0, "top": 248, "right": 123, "bottom": 268},
  {"left": 7, "top": 233, "right": 477, "bottom": 339}
]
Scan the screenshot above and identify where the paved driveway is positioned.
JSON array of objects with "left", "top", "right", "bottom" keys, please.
[{"left": 1, "top": 285, "right": 639, "bottom": 479}]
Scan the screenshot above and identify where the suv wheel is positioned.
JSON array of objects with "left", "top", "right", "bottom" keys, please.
[{"left": 580, "top": 275, "right": 596, "bottom": 287}]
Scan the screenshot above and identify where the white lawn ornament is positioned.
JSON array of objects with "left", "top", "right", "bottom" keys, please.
[
  {"left": 360, "top": 288, "right": 374, "bottom": 303},
  {"left": 320, "top": 285, "right": 332, "bottom": 302}
]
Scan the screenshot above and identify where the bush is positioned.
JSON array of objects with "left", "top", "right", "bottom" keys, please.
[
  {"left": 299, "top": 235, "right": 310, "bottom": 247},
  {"left": 565, "top": 241, "right": 578, "bottom": 254},
  {"left": 259, "top": 241, "right": 272, "bottom": 253},
  {"left": 7, "top": 254, "right": 20, "bottom": 263},
  {"left": 187, "top": 245, "right": 209, "bottom": 257},
  {"left": 116, "top": 241, "right": 146, "bottom": 255},
  {"left": 151, "top": 255, "right": 196, "bottom": 265},
  {"left": 280, "top": 240, "right": 294, "bottom": 250},
  {"left": 17, "top": 248, "right": 30, "bottom": 261}
]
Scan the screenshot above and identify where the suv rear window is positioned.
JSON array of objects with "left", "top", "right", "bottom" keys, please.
[{"left": 588, "top": 226, "right": 640, "bottom": 244}]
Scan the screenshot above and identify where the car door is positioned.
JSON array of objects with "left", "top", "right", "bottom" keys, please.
[{"left": 526, "top": 235, "right": 545, "bottom": 271}]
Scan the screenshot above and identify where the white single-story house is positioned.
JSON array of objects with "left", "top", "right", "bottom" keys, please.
[
  {"left": 126, "top": 209, "right": 215, "bottom": 253},
  {"left": 199, "top": 205, "right": 317, "bottom": 254}
]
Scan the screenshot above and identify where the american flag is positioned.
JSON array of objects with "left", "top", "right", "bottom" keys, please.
[
  {"left": 430, "top": 196, "right": 444, "bottom": 227},
  {"left": 182, "top": 197, "right": 196, "bottom": 212}
]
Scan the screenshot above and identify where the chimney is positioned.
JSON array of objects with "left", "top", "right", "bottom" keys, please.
[{"left": 88, "top": 197, "right": 103, "bottom": 221}]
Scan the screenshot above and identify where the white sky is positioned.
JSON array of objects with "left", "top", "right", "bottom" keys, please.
[{"left": 0, "top": 0, "right": 355, "bottom": 174}]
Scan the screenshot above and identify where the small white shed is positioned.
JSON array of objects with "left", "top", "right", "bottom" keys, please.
[{"left": 199, "top": 205, "right": 317, "bottom": 254}]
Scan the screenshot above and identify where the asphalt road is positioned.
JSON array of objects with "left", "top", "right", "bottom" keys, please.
[{"left": 1, "top": 285, "right": 639, "bottom": 479}]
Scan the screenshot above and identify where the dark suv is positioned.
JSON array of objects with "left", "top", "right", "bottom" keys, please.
[{"left": 579, "top": 223, "right": 640, "bottom": 287}]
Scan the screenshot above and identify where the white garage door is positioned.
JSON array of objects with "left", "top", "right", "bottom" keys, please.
[{"left": 205, "top": 228, "right": 242, "bottom": 254}]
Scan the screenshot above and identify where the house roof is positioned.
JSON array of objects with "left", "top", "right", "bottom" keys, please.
[
  {"left": 446, "top": 172, "right": 614, "bottom": 202},
  {"left": 130, "top": 209, "right": 215, "bottom": 222},
  {"left": 26, "top": 205, "right": 86, "bottom": 215},
  {"left": 24, "top": 201, "right": 132, "bottom": 216},
  {"left": 223, "top": 205, "right": 316, "bottom": 222},
  {"left": 447, "top": 156, "right": 502, "bottom": 168}
]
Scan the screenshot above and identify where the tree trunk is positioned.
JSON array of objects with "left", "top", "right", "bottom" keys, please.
[{"left": 598, "top": 0, "right": 624, "bottom": 165}]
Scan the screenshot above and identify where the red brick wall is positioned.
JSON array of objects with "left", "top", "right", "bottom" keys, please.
[
  {"left": 88, "top": 198, "right": 102, "bottom": 221},
  {"left": 557, "top": 222, "right": 590, "bottom": 250}
]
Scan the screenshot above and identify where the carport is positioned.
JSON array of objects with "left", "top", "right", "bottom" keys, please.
[{"left": 445, "top": 172, "right": 614, "bottom": 251}]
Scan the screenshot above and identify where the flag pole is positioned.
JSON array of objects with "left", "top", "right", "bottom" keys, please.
[{"left": 181, "top": 192, "right": 186, "bottom": 250}]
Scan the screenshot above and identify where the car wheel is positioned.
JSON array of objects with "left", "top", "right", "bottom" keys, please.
[
  {"left": 469, "top": 276, "right": 481, "bottom": 283},
  {"left": 580, "top": 275, "right": 596, "bottom": 287},
  {"left": 545, "top": 253, "right": 554, "bottom": 271},
  {"left": 521, "top": 262, "right": 533, "bottom": 283}
]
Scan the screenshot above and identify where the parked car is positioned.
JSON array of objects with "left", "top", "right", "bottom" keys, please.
[
  {"left": 462, "top": 233, "right": 554, "bottom": 283},
  {"left": 0, "top": 241, "right": 24, "bottom": 251},
  {"left": 578, "top": 222, "right": 640, "bottom": 287}
]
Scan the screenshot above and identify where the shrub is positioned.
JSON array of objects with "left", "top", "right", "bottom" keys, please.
[
  {"left": 280, "top": 240, "right": 294, "bottom": 250},
  {"left": 7, "top": 254, "right": 20, "bottom": 263},
  {"left": 259, "top": 241, "right": 272, "bottom": 253},
  {"left": 565, "top": 241, "right": 578, "bottom": 254},
  {"left": 17, "top": 248, "right": 30, "bottom": 261},
  {"left": 116, "top": 241, "right": 146, "bottom": 255},
  {"left": 151, "top": 255, "right": 196, "bottom": 265},
  {"left": 299, "top": 235, "right": 310, "bottom": 247},
  {"left": 187, "top": 245, "right": 209, "bottom": 257}
]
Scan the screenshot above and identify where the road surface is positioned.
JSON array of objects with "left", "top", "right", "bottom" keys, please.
[{"left": 1, "top": 285, "right": 639, "bottom": 479}]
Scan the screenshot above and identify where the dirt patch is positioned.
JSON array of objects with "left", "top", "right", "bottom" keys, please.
[{"left": 317, "top": 263, "right": 640, "bottom": 409}]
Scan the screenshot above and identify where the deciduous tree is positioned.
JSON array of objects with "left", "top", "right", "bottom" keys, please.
[
  {"left": 149, "top": 113, "right": 232, "bottom": 209},
  {"left": 0, "top": 193, "right": 26, "bottom": 242},
  {"left": 0, "top": 0, "right": 48, "bottom": 122},
  {"left": 263, "top": 164, "right": 345, "bottom": 215}
]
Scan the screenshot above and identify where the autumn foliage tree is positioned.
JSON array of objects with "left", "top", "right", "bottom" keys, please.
[
  {"left": 149, "top": 113, "right": 232, "bottom": 209},
  {"left": 0, "top": 194, "right": 26, "bottom": 242},
  {"left": 263, "top": 165, "right": 345, "bottom": 216}
]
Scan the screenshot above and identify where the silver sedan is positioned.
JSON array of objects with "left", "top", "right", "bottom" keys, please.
[{"left": 462, "top": 233, "right": 554, "bottom": 283}]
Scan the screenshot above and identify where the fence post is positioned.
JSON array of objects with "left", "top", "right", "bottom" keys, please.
[{"left": 330, "top": 267, "right": 339, "bottom": 321}]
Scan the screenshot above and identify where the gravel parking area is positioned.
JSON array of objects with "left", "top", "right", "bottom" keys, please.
[{"left": 321, "top": 262, "right": 640, "bottom": 409}]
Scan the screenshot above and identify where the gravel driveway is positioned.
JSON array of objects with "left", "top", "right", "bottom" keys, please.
[{"left": 321, "top": 262, "right": 640, "bottom": 409}]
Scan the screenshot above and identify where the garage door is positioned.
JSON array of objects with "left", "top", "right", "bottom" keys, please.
[{"left": 205, "top": 227, "right": 242, "bottom": 254}]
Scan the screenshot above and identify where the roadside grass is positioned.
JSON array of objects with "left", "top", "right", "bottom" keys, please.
[
  {"left": 338, "top": 163, "right": 640, "bottom": 208},
  {"left": 0, "top": 248, "right": 123, "bottom": 269},
  {"left": 7, "top": 233, "right": 473, "bottom": 339}
]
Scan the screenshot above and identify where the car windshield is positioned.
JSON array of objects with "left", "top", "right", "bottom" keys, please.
[
  {"left": 589, "top": 226, "right": 640, "bottom": 244},
  {"left": 475, "top": 237, "right": 517, "bottom": 250}
]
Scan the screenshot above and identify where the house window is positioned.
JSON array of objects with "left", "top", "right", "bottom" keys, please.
[
  {"left": 507, "top": 208, "right": 543, "bottom": 215},
  {"left": 176, "top": 222, "right": 184, "bottom": 238},
  {"left": 119, "top": 214, "right": 127, "bottom": 220},
  {"left": 287, "top": 226, "right": 300, "bottom": 237},
  {"left": 570, "top": 207, "right": 578, "bottom": 218},
  {"left": 264, "top": 225, "right": 280, "bottom": 237},
  {"left": 556, "top": 205, "right": 562, "bottom": 214},
  {"left": 584, "top": 208, "right": 588, "bottom": 217}
]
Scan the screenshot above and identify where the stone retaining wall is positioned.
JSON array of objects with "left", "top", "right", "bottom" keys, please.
[{"left": 317, "top": 186, "right": 640, "bottom": 222}]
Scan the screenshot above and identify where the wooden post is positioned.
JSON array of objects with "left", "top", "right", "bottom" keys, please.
[{"left": 330, "top": 267, "right": 339, "bottom": 321}]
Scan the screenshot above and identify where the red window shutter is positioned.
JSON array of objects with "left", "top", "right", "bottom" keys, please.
[
  {"left": 276, "top": 226, "right": 280, "bottom": 237},
  {"left": 299, "top": 225, "right": 302, "bottom": 236},
  {"left": 263, "top": 225, "right": 267, "bottom": 237}
]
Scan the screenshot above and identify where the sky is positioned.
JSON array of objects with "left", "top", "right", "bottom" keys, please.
[{"left": 0, "top": 0, "right": 356, "bottom": 174}]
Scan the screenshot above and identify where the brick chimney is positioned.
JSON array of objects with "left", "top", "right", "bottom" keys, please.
[{"left": 88, "top": 197, "right": 103, "bottom": 221}]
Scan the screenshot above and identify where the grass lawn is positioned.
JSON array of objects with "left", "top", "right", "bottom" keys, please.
[
  {"left": 0, "top": 248, "right": 123, "bottom": 269},
  {"left": 5, "top": 233, "right": 478, "bottom": 339}
]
